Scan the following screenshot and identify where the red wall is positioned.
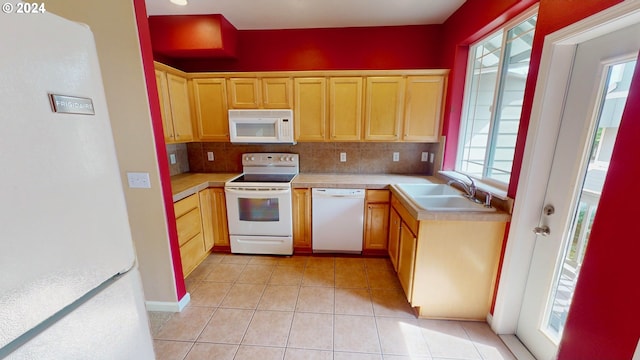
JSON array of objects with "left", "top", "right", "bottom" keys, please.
[
  {"left": 133, "top": 0, "right": 187, "bottom": 301},
  {"left": 172, "top": 25, "right": 442, "bottom": 72}
]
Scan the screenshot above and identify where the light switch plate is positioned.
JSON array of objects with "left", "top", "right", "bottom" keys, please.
[
  {"left": 169, "top": 153, "right": 177, "bottom": 164},
  {"left": 340, "top": 152, "right": 347, "bottom": 162},
  {"left": 207, "top": 151, "right": 214, "bottom": 161},
  {"left": 430, "top": 153, "right": 435, "bottom": 163},
  {"left": 393, "top": 152, "right": 400, "bottom": 162},
  {"left": 421, "top": 152, "right": 429, "bottom": 162},
  {"left": 127, "top": 172, "right": 151, "bottom": 189}
]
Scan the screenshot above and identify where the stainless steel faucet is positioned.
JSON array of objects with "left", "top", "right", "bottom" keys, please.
[{"left": 447, "top": 173, "right": 481, "bottom": 203}]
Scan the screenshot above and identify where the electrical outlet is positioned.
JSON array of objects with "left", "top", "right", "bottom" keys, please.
[
  {"left": 127, "top": 172, "right": 151, "bottom": 189},
  {"left": 393, "top": 152, "right": 400, "bottom": 162},
  {"left": 421, "top": 152, "right": 429, "bottom": 162},
  {"left": 340, "top": 152, "right": 347, "bottom": 162},
  {"left": 169, "top": 153, "right": 177, "bottom": 164},
  {"left": 207, "top": 151, "right": 214, "bottom": 161},
  {"left": 430, "top": 153, "right": 435, "bottom": 163}
]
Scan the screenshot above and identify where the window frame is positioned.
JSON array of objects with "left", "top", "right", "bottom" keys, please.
[{"left": 456, "top": 5, "right": 539, "bottom": 191}]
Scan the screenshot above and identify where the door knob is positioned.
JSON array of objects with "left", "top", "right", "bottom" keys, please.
[{"left": 533, "top": 226, "right": 551, "bottom": 236}]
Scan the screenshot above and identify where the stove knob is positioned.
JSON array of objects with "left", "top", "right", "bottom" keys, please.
[
  {"left": 280, "top": 156, "right": 285, "bottom": 161},
  {"left": 287, "top": 156, "right": 293, "bottom": 162},
  {"left": 250, "top": 156, "right": 256, "bottom": 161}
]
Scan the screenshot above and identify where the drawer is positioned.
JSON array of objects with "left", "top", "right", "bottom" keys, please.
[
  {"left": 176, "top": 207, "right": 202, "bottom": 246},
  {"left": 391, "top": 195, "right": 418, "bottom": 235},
  {"left": 180, "top": 233, "right": 205, "bottom": 276},
  {"left": 366, "top": 189, "right": 390, "bottom": 203},
  {"left": 174, "top": 194, "right": 199, "bottom": 218}
]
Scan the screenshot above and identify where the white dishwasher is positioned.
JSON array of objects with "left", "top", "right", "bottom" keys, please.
[{"left": 312, "top": 188, "right": 365, "bottom": 253}]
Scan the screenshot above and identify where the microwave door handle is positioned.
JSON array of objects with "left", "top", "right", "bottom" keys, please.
[{"left": 225, "top": 188, "right": 291, "bottom": 196}]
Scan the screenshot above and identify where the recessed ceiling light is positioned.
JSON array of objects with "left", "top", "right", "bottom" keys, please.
[{"left": 170, "top": 0, "right": 188, "bottom": 6}]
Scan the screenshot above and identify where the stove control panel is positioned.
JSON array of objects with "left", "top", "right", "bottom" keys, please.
[{"left": 242, "top": 153, "right": 299, "bottom": 167}]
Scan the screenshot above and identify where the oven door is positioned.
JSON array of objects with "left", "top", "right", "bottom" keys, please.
[{"left": 225, "top": 186, "right": 292, "bottom": 237}]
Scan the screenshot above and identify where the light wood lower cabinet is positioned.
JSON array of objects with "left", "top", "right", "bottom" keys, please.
[
  {"left": 292, "top": 188, "right": 312, "bottom": 253},
  {"left": 389, "top": 195, "right": 506, "bottom": 320},
  {"left": 174, "top": 194, "right": 205, "bottom": 277},
  {"left": 387, "top": 208, "right": 401, "bottom": 271},
  {"left": 175, "top": 188, "right": 230, "bottom": 278},
  {"left": 363, "top": 189, "right": 390, "bottom": 255},
  {"left": 199, "top": 187, "right": 230, "bottom": 251}
]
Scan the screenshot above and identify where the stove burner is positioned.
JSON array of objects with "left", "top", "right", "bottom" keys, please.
[{"left": 230, "top": 173, "right": 296, "bottom": 183}]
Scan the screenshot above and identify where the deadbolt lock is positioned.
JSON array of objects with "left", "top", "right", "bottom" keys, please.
[{"left": 543, "top": 205, "right": 555, "bottom": 216}]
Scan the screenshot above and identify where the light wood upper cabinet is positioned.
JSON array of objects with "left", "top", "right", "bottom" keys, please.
[
  {"left": 154, "top": 63, "right": 193, "bottom": 143},
  {"left": 227, "top": 78, "right": 259, "bottom": 108},
  {"left": 228, "top": 77, "right": 292, "bottom": 109},
  {"left": 154, "top": 69, "right": 174, "bottom": 142},
  {"left": 403, "top": 75, "right": 446, "bottom": 142},
  {"left": 294, "top": 77, "right": 327, "bottom": 141},
  {"left": 166, "top": 74, "right": 194, "bottom": 142},
  {"left": 329, "top": 77, "right": 363, "bottom": 141},
  {"left": 364, "top": 76, "right": 406, "bottom": 141},
  {"left": 191, "top": 78, "right": 229, "bottom": 141},
  {"left": 262, "top": 78, "right": 293, "bottom": 109},
  {"left": 292, "top": 188, "right": 312, "bottom": 252}
]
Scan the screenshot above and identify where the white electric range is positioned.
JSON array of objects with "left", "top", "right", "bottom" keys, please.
[{"left": 224, "top": 153, "right": 299, "bottom": 255}]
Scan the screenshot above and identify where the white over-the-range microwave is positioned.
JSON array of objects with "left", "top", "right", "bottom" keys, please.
[{"left": 228, "top": 109, "right": 295, "bottom": 144}]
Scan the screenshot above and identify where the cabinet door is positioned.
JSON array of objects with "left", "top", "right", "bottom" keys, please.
[
  {"left": 227, "top": 78, "right": 260, "bottom": 108},
  {"left": 403, "top": 75, "right": 445, "bottom": 142},
  {"left": 397, "top": 223, "right": 417, "bottom": 302},
  {"left": 292, "top": 188, "right": 312, "bottom": 251},
  {"left": 211, "top": 188, "right": 230, "bottom": 248},
  {"left": 364, "top": 202, "right": 390, "bottom": 252},
  {"left": 192, "top": 78, "right": 229, "bottom": 141},
  {"left": 166, "top": 73, "right": 193, "bottom": 142},
  {"left": 262, "top": 78, "right": 293, "bottom": 109},
  {"left": 329, "top": 77, "right": 363, "bottom": 141},
  {"left": 294, "top": 78, "right": 327, "bottom": 141},
  {"left": 198, "top": 189, "right": 215, "bottom": 251},
  {"left": 364, "top": 76, "right": 405, "bottom": 141},
  {"left": 154, "top": 69, "right": 175, "bottom": 142},
  {"left": 388, "top": 208, "right": 401, "bottom": 271}
]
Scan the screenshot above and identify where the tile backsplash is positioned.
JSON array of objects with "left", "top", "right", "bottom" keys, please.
[
  {"left": 166, "top": 143, "right": 190, "bottom": 176},
  {"left": 185, "top": 142, "right": 439, "bottom": 175}
]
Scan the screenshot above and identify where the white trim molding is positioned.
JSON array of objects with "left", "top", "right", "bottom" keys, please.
[
  {"left": 491, "top": 0, "right": 640, "bottom": 336},
  {"left": 145, "top": 292, "right": 191, "bottom": 312}
]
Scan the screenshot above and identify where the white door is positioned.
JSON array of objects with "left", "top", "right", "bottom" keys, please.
[{"left": 516, "top": 23, "right": 640, "bottom": 359}]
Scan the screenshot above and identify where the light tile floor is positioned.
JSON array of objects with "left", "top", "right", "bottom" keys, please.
[{"left": 148, "top": 253, "right": 516, "bottom": 360}]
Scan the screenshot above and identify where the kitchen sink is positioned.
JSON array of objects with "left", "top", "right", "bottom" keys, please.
[
  {"left": 395, "top": 183, "right": 462, "bottom": 196},
  {"left": 394, "top": 184, "right": 496, "bottom": 212},
  {"left": 410, "top": 195, "right": 496, "bottom": 212}
]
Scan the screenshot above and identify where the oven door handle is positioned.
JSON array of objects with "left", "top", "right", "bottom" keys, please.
[{"left": 225, "top": 188, "right": 291, "bottom": 195}]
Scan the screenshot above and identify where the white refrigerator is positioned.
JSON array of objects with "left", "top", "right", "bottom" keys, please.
[{"left": 0, "top": 9, "right": 155, "bottom": 360}]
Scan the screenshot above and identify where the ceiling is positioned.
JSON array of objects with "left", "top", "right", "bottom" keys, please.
[{"left": 144, "top": 0, "right": 467, "bottom": 30}]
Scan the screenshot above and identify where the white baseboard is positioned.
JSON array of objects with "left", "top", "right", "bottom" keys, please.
[{"left": 145, "top": 292, "right": 191, "bottom": 312}]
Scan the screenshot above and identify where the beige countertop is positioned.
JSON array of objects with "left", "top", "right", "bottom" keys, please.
[
  {"left": 292, "top": 173, "right": 437, "bottom": 189},
  {"left": 170, "top": 173, "right": 239, "bottom": 202},
  {"left": 170, "top": 172, "right": 510, "bottom": 222}
]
